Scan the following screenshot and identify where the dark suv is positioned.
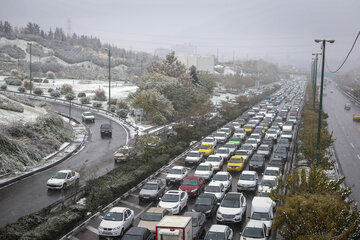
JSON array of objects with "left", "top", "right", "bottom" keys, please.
[{"left": 100, "top": 123, "right": 112, "bottom": 138}]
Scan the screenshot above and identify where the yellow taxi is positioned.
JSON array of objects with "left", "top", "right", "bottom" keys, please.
[
  {"left": 259, "top": 122, "right": 269, "bottom": 130},
  {"left": 199, "top": 143, "right": 215, "bottom": 157},
  {"left": 353, "top": 114, "right": 360, "bottom": 121},
  {"left": 227, "top": 156, "right": 245, "bottom": 172},
  {"left": 243, "top": 124, "right": 253, "bottom": 134}
]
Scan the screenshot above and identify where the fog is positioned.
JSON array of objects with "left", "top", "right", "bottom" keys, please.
[{"left": 1, "top": 0, "right": 360, "bottom": 70}]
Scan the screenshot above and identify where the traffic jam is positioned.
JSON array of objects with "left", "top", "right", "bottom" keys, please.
[{"left": 74, "top": 80, "right": 305, "bottom": 240}]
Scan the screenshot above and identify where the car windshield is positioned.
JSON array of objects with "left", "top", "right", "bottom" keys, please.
[
  {"left": 197, "top": 165, "right": 210, "bottom": 171},
  {"left": 205, "top": 186, "right": 221, "bottom": 192},
  {"left": 240, "top": 174, "right": 255, "bottom": 181},
  {"left": 258, "top": 146, "right": 268, "bottom": 151},
  {"left": 195, "top": 196, "right": 212, "bottom": 206},
  {"left": 203, "top": 139, "right": 213, "bottom": 143},
  {"left": 251, "top": 156, "right": 264, "bottom": 162},
  {"left": 221, "top": 199, "right": 240, "bottom": 208},
  {"left": 237, "top": 129, "right": 245, "bottom": 133},
  {"left": 279, "top": 139, "right": 289, "bottom": 144},
  {"left": 142, "top": 183, "right": 158, "bottom": 190},
  {"left": 52, "top": 172, "right": 67, "bottom": 179},
  {"left": 224, "top": 144, "right": 235, "bottom": 149},
  {"left": 247, "top": 139, "right": 256, "bottom": 143},
  {"left": 267, "top": 130, "right": 276, "bottom": 134},
  {"left": 101, "top": 124, "right": 111, "bottom": 129},
  {"left": 252, "top": 212, "right": 270, "bottom": 221},
  {"left": 213, "top": 174, "right": 227, "bottom": 181},
  {"left": 205, "top": 232, "right": 225, "bottom": 240},
  {"left": 264, "top": 169, "right": 278, "bottom": 176},
  {"left": 242, "top": 227, "right": 265, "bottom": 238},
  {"left": 182, "top": 178, "right": 198, "bottom": 186},
  {"left": 242, "top": 145, "right": 253, "bottom": 150},
  {"left": 141, "top": 212, "right": 162, "bottom": 221},
  {"left": 207, "top": 156, "right": 220, "bottom": 162},
  {"left": 244, "top": 125, "right": 252, "bottom": 129},
  {"left": 104, "top": 212, "right": 123, "bottom": 221},
  {"left": 261, "top": 179, "right": 276, "bottom": 186},
  {"left": 282, "top": 131, "right": 292, "bottom": 135},
  {"left": 188, "top": 152, "right": 200, "bottom": 157},
  {"left": 236, "top": 150, "right": 247, "bottom": 155},
  {"left": 162, "top": 194, "right": 179, "bottom": 202},
  {"left": 229, "top": 158, "right": 242, "bottom": 163},
  {"left": 200, "top": 145, "right": 212, "bottom": 150},
  {"left": 83, "top": 112, "right": 93, "bottom": 116},
  {"left": 122, "top": 235, "right": 143, "bottom": 240},
  {"left": 215, "top": 133, "right": 225, "bottom": 137},
  {"left": 217, "top": 149, "right": 228, "bottom": 154},
  {"left": 276, "top": 148, "right": 287, "bottom": 153},
  {"left": 170, "top": 169, "right": 182, "bottom": 174},
  {"left": 231, "top": 137, "right": 240, "bottom": 141},
  {"left": 270, "top": 160, "right": 282, "bottom": 166}
]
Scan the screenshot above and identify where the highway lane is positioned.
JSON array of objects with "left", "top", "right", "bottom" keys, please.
[
  {"left": 0, "top": 102, "right": 129, "bottom": 227},
  {"left": 323, "top": 81, "right": 360, "bottom": 203}
]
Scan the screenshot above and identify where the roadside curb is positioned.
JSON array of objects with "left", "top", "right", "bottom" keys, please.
[{"left": 0, "top": 115, "right": 88, "bottom": 189}]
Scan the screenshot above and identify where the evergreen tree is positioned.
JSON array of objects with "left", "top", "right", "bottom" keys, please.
[{"left": 4, "top": 21, "right": 12, "bottom": 34}]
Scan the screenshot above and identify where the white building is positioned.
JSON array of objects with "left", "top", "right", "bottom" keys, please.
[{"left": 175, "top": 53, "right": 214, "bottom": 73}]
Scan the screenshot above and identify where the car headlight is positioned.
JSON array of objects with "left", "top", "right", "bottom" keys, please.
[
  {"left": 191, "top": 188, "right": 199, "bottom": 193},
  {"left": 114, "top": 225, "right": 122, "bottom": 230},
  {"left": 98, "top": 226, "right": 104, "bottom": 231},
  {"left": 217, "top": 213, "right": 223, "bottom": 218},
  {"left": 173, "top": 204, "right": 179, "bottom": 209}
]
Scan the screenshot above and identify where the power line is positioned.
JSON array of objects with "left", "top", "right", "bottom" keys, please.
[{"left": 326, "top": 31, "right": 360, "bottom": 73}]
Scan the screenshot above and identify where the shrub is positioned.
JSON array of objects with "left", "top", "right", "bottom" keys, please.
[
  {"left": 60, "top": 84, "right": 73, "bottom": 95},
  {"left": 110, "top": 105, "right": 116, "bottom": 113},
  {"left": 117, "top": 99, "right": 129, "bottom": 110},
  {"left": 50, "top": 91, "right": 60, "bottom": 98},
  {"left": 65, "top": 93, "right": 75, "bottom": 101},
  {"left": 18, "top": 86, "right": 25, "bottom": 93},
  {"left": 80, "top": 97, "right": 91, "bottom": 104},
  {"left": 33, "top": 78, "right": 42, "bottom": 83},
  {"left": 34, "top": 88, "right": 43, "bottom": 95},
  {"left": 92, "top": 102, "right": 102, "bottom": 108},
  {"left": 11, "top": 69, "right": 19, "bottom": 76},
  {"left": 77, "top": 92, "right": 86, "bottom": 98},
  {"left": 1, "top": 84, "right": 7, "bottom": 90},
  {"left": 5, "top": 78, "right": 22, "bottom": 86},
  {"left": 46, "top": 71, "right": 56, "bottom": 79},
  {"left": 116, "top": 109, "right": 128, "bottom": 118},
  {"left": 23, "top": 80, "right": 34, "bottom": 90},
  {"left": 109, "top": 98, "right": 117, "bottom": 105},
  {"left": 47, "top": 88, "right": 54, "bottom": 93},
  {"left": 43, "top": 79, "right": 49, "bottom": 83},
  {"left": 93, "top": 89, "right": 106, "bottom": 101}
]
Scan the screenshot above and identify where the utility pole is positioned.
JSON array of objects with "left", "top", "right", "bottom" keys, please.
[
  {"left": 27, "top": 43, "right": 32, "bottom": 94},
  {"left": 314, "top": 39, "right": 334, "bottom": 166},
  {"left": 312, "top": 53, "right": 321, "bottom": 108},
  {"left": 105, "top": 48, "right": 111, "bottom": 110}
]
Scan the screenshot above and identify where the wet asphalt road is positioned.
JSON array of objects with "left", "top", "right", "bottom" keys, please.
[
  {"left": 323, "top": 81, "right": 360, "bottom": 203},
  {"left": 0, "top": 102, "right": 128, "bottom": 227}
]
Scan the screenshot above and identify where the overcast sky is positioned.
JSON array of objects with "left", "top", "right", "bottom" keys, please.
[{"left": 1, "top": 0, "right": 360, "bottom": 70}]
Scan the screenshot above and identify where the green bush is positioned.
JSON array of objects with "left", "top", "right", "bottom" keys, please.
[
  {"left": 34, "top": 88, "right": 43, "bottom": 95},
  {"left": 33, "top": 78, "right": 42, "bottom": 83},
  {"left": 116, "top": 109, "right": 129, "bottom": 118},
  {"left": 93, "top": 89, "right": 106, "bottom": 101},
  {"left": 60, "top": 84, "right": 73, "bottom": 95},
  {"left": 80, "top": 97, "right": 91, "bottom": 104},
  {"left": 47, "top": 88, "right": 54, "bottom": 93},
  {"left": 92, "top": 102, "right": 102, "bottom": 108},
  {"left": 46, "top": 71, "right": 56, "bottom": 79},
  {"left": 110, "top": 105, "right": 116, "bottom": 113},
  {"left": 5, "top": 78, "right": 22, "bottom": 86},
  {"left": 77, "top": 92, "right": 86, "bottom": 98},
  {"left": 109, "top": 98, "right": 117, "bottom": 105},
  {"left": 65, "top": 93, "right": 75, "bottom": 101},
  {"left": 43, "top": 79, "right": 49, "bottom": 83},
  {"left": 18, "top": 86, "right": 26, "bottom": 93},
  {"left": 1, "top": 84, "right": 7, "bottom": 90},
  {"left": 23, "top": 80, "right": 34, "bottom": 90},
  {"left": 50, "top": 91, "right": 60, "bottom": 98}
]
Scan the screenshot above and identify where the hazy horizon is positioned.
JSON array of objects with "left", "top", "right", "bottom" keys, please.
[{"left": 1, "top": 0, "right": 360, "bottom": 71}]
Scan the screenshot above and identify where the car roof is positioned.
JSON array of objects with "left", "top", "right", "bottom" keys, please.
[
  {"left": 109, "top": 207, "right": 127, "bottom": 213},
  {"left": 184, "top": 211, "right": 203, "bottom": 218},
  {"left": 224, "top": 192, "right": 242, "bottom": 200},
  {"left": 265, "top": 166, "right": 280, "bottom": 171},
  {"left": 207, "top": 181, "right": 223, "bottom": 187},
  {"left": 165, "top": 190, "right": 182, "bottom": 195},
  {"left": 146, "top": 207, "right": 167, "bottom": 213},
  {"left": 241, "top": 170, "right": 257, "bottom": 175},
  {"left": 189, "top": 150, "right": 200, "bottom": 153},
  {"left": 262, "top": 175, "right": 277, "bottom": 180},
  {"left": 215, "top": 171, "right": 229, "bottom": 176},
  {"left": 184, "top": 176, "right": 200, "bottom": 180},
  {"left": 58, "top": 170, "right": 72, "bottom": 173},
  {"left": 245, "top": 220, "right": 266, "bottom": 228},
  {"left": 198, "top": 163, "right": 211, "bottom": 166},
  {"left": 199, "top": 193, "right": 217, "bottom": 199},
  {"left": 172, "top": 166, "right": 184, "bottom": 170},
  {"left": 209, "top": 224, "right": 228, "bottom": 232}
]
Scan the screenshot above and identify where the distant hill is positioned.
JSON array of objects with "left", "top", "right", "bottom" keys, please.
[{"left": 0, "top": 20, "right": 156, "bottom": 80}]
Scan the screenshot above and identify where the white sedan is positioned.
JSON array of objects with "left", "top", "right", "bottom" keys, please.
[
  {"left": 205, "top": 155, "right": 224, "bottom": 171},
  {"left": 47, "top": 170, "right": 80, "bottom": 190},
  {"left": 212, "top": 171, "right": 232, "bottom": 192},
  {"left": 98, "top": 207, "right": 134, "bottom": 237},
  {"left": 158, "top": 190, "right": 188, "bottom": 214},
  {"left": 215, "top": 147, "right": 231, "bottom": 161},
  {"left": 194, "top": 163, "right": 214, "bottom": 180},
  {"left": 166, "top": 166, "right": 190, "bottom": 185}
]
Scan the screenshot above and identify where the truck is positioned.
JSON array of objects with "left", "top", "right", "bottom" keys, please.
[
  {"left": 282, "top": 122, "right": 293, "bottom": 132},
  {"left": 156, "top": 215, "right": 192, "bottom": 240}
]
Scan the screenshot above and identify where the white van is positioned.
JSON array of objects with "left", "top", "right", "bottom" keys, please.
[{"left": 249, "top": 196, "right": 274, "bottom": 237}]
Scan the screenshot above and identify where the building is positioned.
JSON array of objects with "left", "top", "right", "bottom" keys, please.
[{"left": 175, "top": 53, "right": 214, "bottom": 73}]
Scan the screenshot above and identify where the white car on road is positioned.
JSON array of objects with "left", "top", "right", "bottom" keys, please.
[
  {"left": 204, "top": 181, "right": 226, "bottom": 201},
  {"left": 81, "top": 111, "right": 95, "bottom": 123},
  {"left": 158, "top": 190, "right": 188, "bottom": 214},
  {"left": 47, "top": 170, "right": 80, "bottom": 190},
  {"left": 194, "top": 163, "right": 214, "bottom": 180},
  {"left": 98, "top": 207, "right": 134, "bottom": 237},
  {"left": 205, "top": 155, "right": 224, "bottom": 171},
  {"left": 166, "top": 166, "right": 190, "bottom": 185},
  {"left": 215, "top": 147, "right": 231, "bottom": 161},
  {"left": 212, "top": 171, "right": 232, "bottom": 192}
]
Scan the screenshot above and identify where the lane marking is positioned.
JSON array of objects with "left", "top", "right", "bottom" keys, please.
[
  {"left": 120, "top": 200, "right": 143, "bottom": 210},
  {"left": 86, "top": 225, "right": 99, "bottom": 235},
  {"left": 350, "top": 143, "right": 355, "bottom": 149},
  {"left": 134, "top": 202, "right": 153, "bottom": 219}
]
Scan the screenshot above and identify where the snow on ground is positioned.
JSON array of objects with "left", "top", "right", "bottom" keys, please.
[{"left": 0, "top": 100, "right": 47, "bottom": 125}]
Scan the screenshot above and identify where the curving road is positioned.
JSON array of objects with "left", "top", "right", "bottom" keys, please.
[
  {"left": 323, "top": 81, "right": 360, "bottom": 203},
  {"left": 0, "top": 102, "right": 129, "bottom": 227}
]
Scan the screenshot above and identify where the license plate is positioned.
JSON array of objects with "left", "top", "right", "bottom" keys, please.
[
  {"left": 143, "top": 196, "right": 150, "bottom": 199},
  {"left": 103, "top": 231, "right": 112, "bottom": 235}
]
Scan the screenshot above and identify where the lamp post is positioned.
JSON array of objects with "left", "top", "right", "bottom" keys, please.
[
  {"left": 27, "top": 43, "right": 32, "bottom": 94},
  {"left": 314, "top": 39, "right": 335, "bottom": 166},
  {"left": 104, "top": 48, "right": 111, "bottom": 110},
  {"left": 312, "top": 52, "right": 322, "bottom": 108}
]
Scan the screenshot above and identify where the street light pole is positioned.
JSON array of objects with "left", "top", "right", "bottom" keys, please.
[
  {"left": 310, "top": 58, "right": 315, "bottom": 105},
  {"left": 104, "top": 48, "right": 111, "bottom": 111},
  {"left": 28, "top": 43, "right": 32, "bottom": 94},
  {"left": 314, "top": 39, "right": 334, "bottom": 166}
]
